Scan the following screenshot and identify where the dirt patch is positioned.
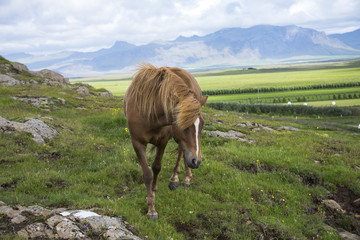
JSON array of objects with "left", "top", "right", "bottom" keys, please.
[
  {"left": 0, "top": 159, "right": 24, "bottom": 165},
  {"left": 232, "top": 161, "right": 273, "bottom": 174},
  {"left": 45, "top": 177, "right": 69, "bottom": 189},
  {"left": 334, "top": 186, "right": 360, "bottom": 215},
  {"left": 0, "top": 179, "right": 18, "bottom": 191},
  {"left": 251, "top": 221, "right": 294, "bottom": 240},
  {"left": 174, "top": 217, "right": 230, "bottom": 240},
  {"left": 38, "top": 150, "right": 62, "bottom": 162},
  {"left": 173, "top": 209, "right": 295, "bottom": 240},
  {"left": 298, "top": 174, "right": 321, "bottom": 187}
]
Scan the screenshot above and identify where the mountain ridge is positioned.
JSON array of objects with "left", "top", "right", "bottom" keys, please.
[{"left": 3, "top": 25, "right": 360, "bottom": 77}]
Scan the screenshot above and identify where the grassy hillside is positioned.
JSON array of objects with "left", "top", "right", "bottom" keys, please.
[{"left": 1, "top": 75, "right": 360, "bottom": 239}]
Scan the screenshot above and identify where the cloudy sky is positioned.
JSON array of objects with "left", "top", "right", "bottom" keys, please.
[{"left": 1, "top": 0, "right": 360, "bottom": 55}]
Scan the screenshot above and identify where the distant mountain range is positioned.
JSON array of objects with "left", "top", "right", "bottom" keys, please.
[{"left": 4, "top": 25, "right": 360, "bottom": 77}]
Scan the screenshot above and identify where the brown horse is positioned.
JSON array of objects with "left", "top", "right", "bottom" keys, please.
[{"left": 124, "top": 64, "right": 208, "bottom": 220}]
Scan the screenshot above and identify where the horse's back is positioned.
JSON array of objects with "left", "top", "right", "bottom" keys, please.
[{"left": 168, "top": 67, "right": 202, "bottom": 100}]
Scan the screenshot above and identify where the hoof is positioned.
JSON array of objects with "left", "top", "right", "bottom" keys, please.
[
  {"left": 181, "top": 182, "right": 190, "bottom": 188},
  {"left": 168, "top": 181, "right": 179, "bottom": 190},
  {"left": 147, "top": 212, "right": 158, "bottom": 221}
]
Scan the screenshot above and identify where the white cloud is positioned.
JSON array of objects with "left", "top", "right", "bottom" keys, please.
[{"left": 0, "top": 0, "right": 359, "bottom": 54}]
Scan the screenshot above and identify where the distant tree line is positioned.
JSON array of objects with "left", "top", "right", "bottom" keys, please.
[
  {"left": 202, "top": 82, "right": 360, "bottom": 96},
  {"left": 207, "top": 102, "right": 360, "bottom": 117}
]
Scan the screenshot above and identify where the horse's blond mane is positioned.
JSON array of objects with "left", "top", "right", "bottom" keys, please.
[{"left": 125, "top": 63, "right": 201, "bottom": 129}]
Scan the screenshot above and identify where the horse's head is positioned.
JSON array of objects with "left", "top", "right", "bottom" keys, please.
[{"left": 173, "top": 95, "right": 208, "bottom": 169}]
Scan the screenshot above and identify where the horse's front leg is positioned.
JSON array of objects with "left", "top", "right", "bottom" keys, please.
[
  {"left": 182, "top": 157, "right": 193, "bottom": 187},
  {"left": 169, "top": 147, "right": 183, "bottom": 190},
  {"left": 131, "top": 139, "right": 158, "bottom": 220}
]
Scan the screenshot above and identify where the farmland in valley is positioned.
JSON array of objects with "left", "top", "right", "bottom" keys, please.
[{"left": 72, "top": 60, "right": 360, "bottom": 109}]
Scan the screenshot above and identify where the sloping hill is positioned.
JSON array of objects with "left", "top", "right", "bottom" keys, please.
[
  {"left": 330, "top": 28, "right": 360, "bottom": 50},
  {"left": 0, "top": 57, "right": 359, "bottom": 239}
]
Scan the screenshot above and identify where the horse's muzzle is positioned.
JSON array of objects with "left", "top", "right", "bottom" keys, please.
[{"left": 189, "top": 158, "right": 202, "bottom": 169}]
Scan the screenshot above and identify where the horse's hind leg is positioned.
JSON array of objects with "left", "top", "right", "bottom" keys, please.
[
  {"left": 151, "top": 141, "right": 166, "bottom": 199},
  {"left": 131, "top": 139, "right": 158, "bottom": 220},
  {"left": 169, "top": 147, "right": 183, "bottom": 190}
]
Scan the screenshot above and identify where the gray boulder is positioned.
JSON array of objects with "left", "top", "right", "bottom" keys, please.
[
  {"left": 12, "top": 62, "right": 29, "bottom": 72},
  {"left": 31, "top": 69, "right": 70, "bottom": 86},
  {"left": 0, "top": 116, "right": 58, "bottom": 144},
  {"left": 0, "top": 74, "right": 21, "bottom": 86}
]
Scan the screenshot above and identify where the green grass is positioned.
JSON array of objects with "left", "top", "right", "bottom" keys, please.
[{"left": 1, "top": 80, "right": 360, "bottom": 239}]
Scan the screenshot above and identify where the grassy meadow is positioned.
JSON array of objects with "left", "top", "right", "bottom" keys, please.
[{"left": 1, "top": 60, "right": 360, "bottom": 239}]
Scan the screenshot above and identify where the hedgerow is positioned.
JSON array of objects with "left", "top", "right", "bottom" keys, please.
[
  {"left": 202, "top": 82, "right": 360, "bottom": 96},
  {"left": 207, "top": 102, "right": 360, "bottom": 116}
]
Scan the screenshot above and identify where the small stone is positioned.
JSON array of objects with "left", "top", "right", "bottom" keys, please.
[
  {"left": 0, "top": 201, "right": 5, "bottom": 206},
  {"left": 82, "top": 216, "right": 122, "bottom": 232},
  {"left": 56, "top": 219, "right": 85, "bottom": 239},
  {"left": 17, "top": 229, "right": 29, "bottom": 238},
  {"left": 99, "top": 91, "right": 113, "bottom": 97},
  {"left": 338, "top": 230, "right": 360, "bottom": 240},
  {"left": 278, "top": 126, "right": 299, "bottom": 131},
  {"left": 104, "top": 226, "right": 142, "bottom": 240},
  {"left": 11, "top": 214, "right": 27, "bottom": 224},
  {"left": 0, "top": 205, "right": 14, "bottom": 216},
  {"left": 47, "top": 215, "right": 66, "bottom": 228},
  {"left": 353, "top": 198, "right": 360, "bottom": 208},
  {"left": 76, "top": 86, "right": 90, "bottom": 95},
  {"left": 322, "top": 199, "right": 344, "bottom": 212},
  {"left": 18, "top": 205, "right": 52, "bottom": 216},
  {"left": 26, "top": 223, "right": 48, "bottom": 238},
  {"left": 262, "top": 126, "right": 275, "bottom": 131}
]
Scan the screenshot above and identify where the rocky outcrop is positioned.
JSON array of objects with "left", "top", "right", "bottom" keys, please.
[
  {"left": 99, "top": 91, "right": 114, "bottom": 97},
  {"left": 235, "top": 121, "right": 299, "bottom": 131},
  {"left": 31, "top": 69, "right": 70, "bottom": 86},
  {"left": 0, "top": 116, "right": 58, "bottom": 144},
  {"left": 12, "top": 62, "right": 29, "bottom": 72},
  {"left": 1, "top": 56, "right": 114, "bottom": 97},
  {"left": 0, "top": 201, "right": 141, "bottom": 240},
  {"left": 13, "top": 96, "right": 66, "bottom": 109},
  {"left": 203, "top": 129, "right": 255, "bottom": 143},
  {"left": 0, "top": 74, "right": 22, "bottom": 86}
]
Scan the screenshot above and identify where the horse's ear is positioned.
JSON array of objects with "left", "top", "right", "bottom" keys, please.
[{"left": 200, "top": 95, "right": 208, "bottom": 106}]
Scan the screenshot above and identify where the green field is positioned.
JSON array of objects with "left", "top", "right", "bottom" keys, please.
[
  {"left": 207, "top": 87, "right": 360, "bottom": 103},
  {"left": 71, "top": 62, "right": 360, "bottom": 98},
  {"left": 196, "top": 67, "right": 360, "bottom": 91}
]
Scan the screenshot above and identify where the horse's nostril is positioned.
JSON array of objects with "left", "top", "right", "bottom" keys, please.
[{"left": 191, "top": 158, "right": 196, "bottom": 166}]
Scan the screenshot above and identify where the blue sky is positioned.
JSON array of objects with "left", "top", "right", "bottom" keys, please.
[{"left": 1, "top": 0, "right": 359, "bottom": 54}]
